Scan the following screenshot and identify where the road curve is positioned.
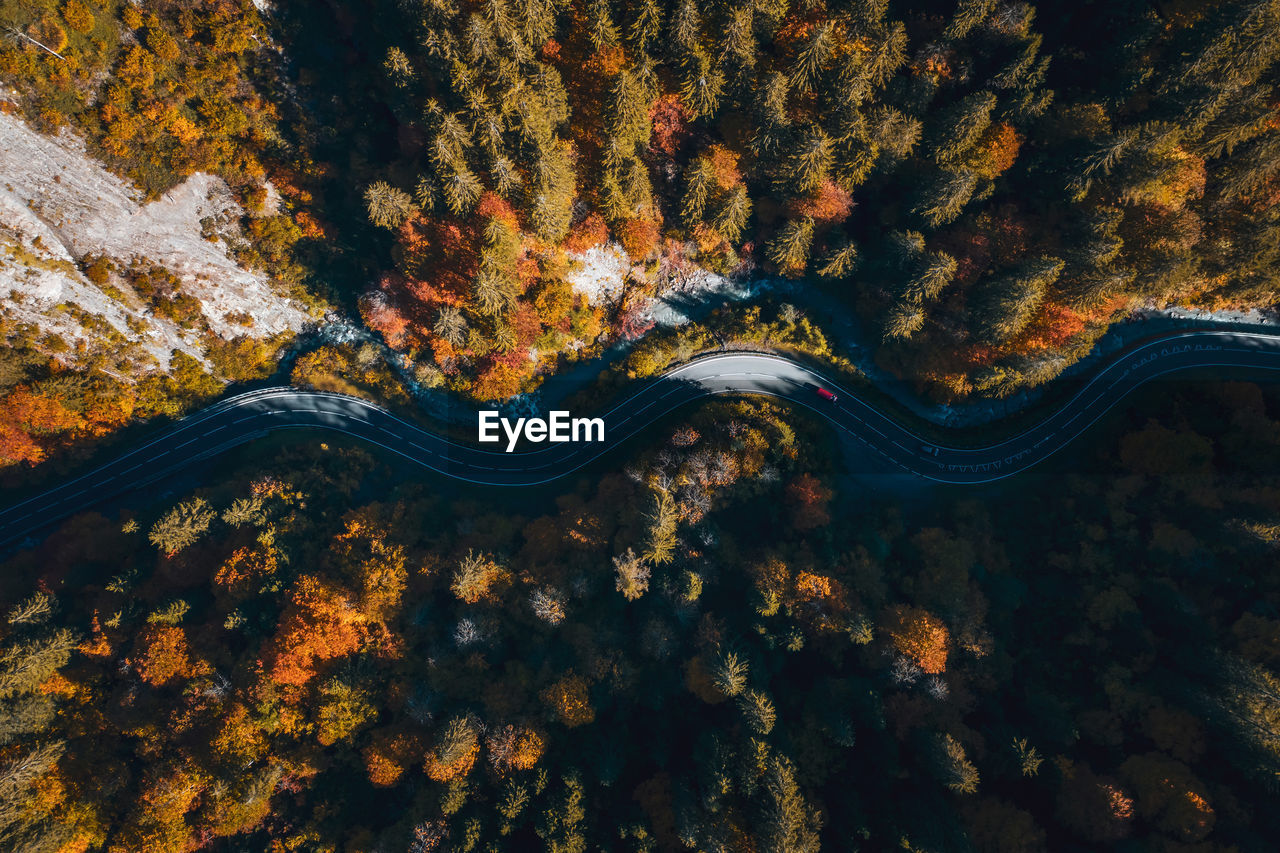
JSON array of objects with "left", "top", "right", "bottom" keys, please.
[{"left": 3, "top": 329, "right": 1280, "bottom": 545}]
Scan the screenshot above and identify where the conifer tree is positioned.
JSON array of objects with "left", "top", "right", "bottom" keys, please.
[
  {"left": 971, "top": 256, "right": 1064, "bottom": 344},
  {"left": 768, "top": 218, "right": 814, "bottom": 274},
  {"left": 365, "top": 181, "right": 415, "bottom": 229},
  {"left": 759, "top": 757, "right": 822, "bottom": 853}
]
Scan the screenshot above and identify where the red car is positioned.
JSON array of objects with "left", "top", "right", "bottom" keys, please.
[{"left": 816, "top": 387, "right": 838, "bottom": 403}]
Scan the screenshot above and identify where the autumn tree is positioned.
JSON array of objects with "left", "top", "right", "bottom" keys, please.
[
  {"left": 970, "top": 257, "right": 1064, "bottom": 345},
  {"left": 930, "top": 733, "right": 980, "bottom": 794},
  {"left": 1055, "top": 763, "right": 1135, "bottom": 844},
  {"left": 883, "top": 605, "right": 950, "bottom": 674},
  {"left": 760, "top": 756, "right": 822, "bottom": 853},
  {"left": 643, "top": 490, "right": 679, "bottom": 565},
  {"left": 785, "top": 474, "right": 833, "bottom": 530},
  {"left": 712, "top": 649, "right": 748, "bottom": 698},
  {"left": 148, "top": 497, "right": 215, "bottom": 556},
  {"left": 366, "top": 181, "right": 415, "bottom": 229},
  {"left": 425, "top": 716, "right": 480, "bottom": 782},
  {"left": 267, "top": 576, "right": 365, "bottom": 688},
  {"left": 739, "top": 689, "right": 777, "bottom": 736},
  {"left": 613, "top": 548, "right": 650, "bottom": 601},
  {"left": 452, "top": 550, "right": 511, "bottom": 604},
  {"left": 542, "top": 672, "right": 595, "bottom": 728},
  {"left": 133, "top": 625, "right": 203, "bottom": 686}
]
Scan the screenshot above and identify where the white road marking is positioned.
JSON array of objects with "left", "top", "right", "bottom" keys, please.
[{"left": 5, "top": 332, "right": 1280, "bottom": 542}]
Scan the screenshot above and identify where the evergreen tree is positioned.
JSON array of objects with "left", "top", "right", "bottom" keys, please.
[
  {"left": 944, "top": 0, "right": 996, "bottom": 41},
  {"left": 790, "top": 22, "right": 834, "bottom": 94},
  {"left": 738, "top": 690, "right": 777, "bottom": 735},
  {"left": 931, "top": 733, "right": 980, "bottom": 794},
  {"left": 149, "top": 497, "right": 215, "bottom": 555},
  {"left": 643, "top": 490, "right": 679, "bottom": 565},
  {"left": 917, "top": 169, "right": 978, "bottom": 227},
  {"left": 759, "top": 757, "right": 822, "bottom": 853},
  {"left": 971, "top": 257, "right": 1064, "bottom": 344},
  {"left": 365, "top": 181, "right": 415, "bottom": 229},
  {"left": 435, "top": 305, "right": 468, "bottom": 346},
  {"left": 713, "top": 650, "right": 749, "bottom": 697},
  {"left": 817, "top": 241, "right": 859, "bottom": 280},
  {"left": 931, "top": 90, "right": 997, "bottom": 165},
  {"left": 714, "top": 187, "right": 752, "bottom": 244},
  {"left": 680, "top": 51, "right": 725, "bottom": 119},
  {"left": 903, "top": 252, "right": 958, "bottom": 303},
  {"left": 768, "top": 218, "right": 815, "bottom": 274}
]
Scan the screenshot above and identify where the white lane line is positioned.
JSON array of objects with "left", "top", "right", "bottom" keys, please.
[{"left": 5, "top": 331, "right": 1280, "bottom": 539}]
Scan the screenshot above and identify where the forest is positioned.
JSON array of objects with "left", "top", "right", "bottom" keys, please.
[
  {"left": 3, "top": 381, "right": 1280, "bottom": 850},
  {"left": 1, "top": 0, "right": 1278, "bottom": 471},
  {"left": 344, "top": 0, "right": 1280, "bottom": 400},
  {"left": 0, "top": 0, "right": 321, "bottom": 474},
  {"left": 0, "top": 0, "right": 1279, "bottom": 850}
]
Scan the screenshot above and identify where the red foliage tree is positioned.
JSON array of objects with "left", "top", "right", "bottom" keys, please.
[
  {"left": 359, "top": 289, "right": 411, "bottom": 349},
  {"left": 785, "top": 473, "right": 833, "bottom": 530},
  {"left": 649, "top": 95, "right": 689, "bottom": 158}
]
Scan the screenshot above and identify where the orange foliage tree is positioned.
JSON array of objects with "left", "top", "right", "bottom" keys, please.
[
  {"left": 973, "top": 122, "right": 1022, "bottom": 179},
  {"left": 266, "top": 576, "right": 365, "bottom": 688},
  {"left": 0, "top": 386, "right": 83, "bottom": 467},
  {"left": 793, "top": 570, "right": 850, "bottom": 629},
  {"left": 363, "top": 729, "right": 422, "bottom": 788},
  {"left": 213, "top": 544, "right": 280, "bottom": 603},
  {"left": 133, "top": 625, "right": 203, "bottom": 686},
  {"left": 541, "top": 672, "right": 595, "bottom": 728},
  {"left": 883, "top": 605, "right": 951, "bottom": 674},
  {"left": 485, "top": 724, "right": 545, "bottom": 775},
  {"left": 424, "top": 717, "right": 481, "bottom": 782}
]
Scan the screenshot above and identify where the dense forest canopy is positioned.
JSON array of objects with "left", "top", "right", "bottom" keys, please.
[
  {"left": 350, "top": 0, "right": 1280, "bottom": 399},
  {"left": 5, "top": 384, "right": 1280, "bottom": 849},
  {"left": 1, "top": 3, "right": 1280, "bottom": 850},
  {"left": 0, "top": 0, "right": 1277, "bottom": 472}
]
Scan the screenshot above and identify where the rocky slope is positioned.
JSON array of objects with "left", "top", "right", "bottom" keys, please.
[{"left": 0, "top": 102, "right": 312, "bottom": 372}]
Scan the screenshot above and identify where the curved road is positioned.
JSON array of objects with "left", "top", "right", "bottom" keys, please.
[{"left": 3, "top": 329, "right": 1280, "bottom": 545}]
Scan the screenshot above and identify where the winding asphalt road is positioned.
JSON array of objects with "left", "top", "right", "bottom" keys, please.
[{"left": 2, "top": 329, "right": 1280, "bottom": 545}]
